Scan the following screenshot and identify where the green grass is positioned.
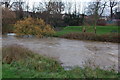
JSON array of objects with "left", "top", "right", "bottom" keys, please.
[
  {"left": 3, "top": 64, "right": 119, "bottom": 78},
  {"left": 54, "top": 26, "right": 119, "bottom": 37},
  {"left": 2, "top": 45, "right": 119, "bottom": 78}
]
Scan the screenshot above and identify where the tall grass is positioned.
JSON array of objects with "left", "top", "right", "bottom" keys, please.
[{"left": 60, "top": 32, "right": 120, "bottom": 43}]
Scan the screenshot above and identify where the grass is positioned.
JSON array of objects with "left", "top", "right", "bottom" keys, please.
[
  {"left": 54, "top": 26, "right": 119, "bottom": 37},
  {"left": 0, "top": 48, "right": 2, "bottom": 79},
  {"left": 2, "top": 45, "right": 119, "bottom": 78}
]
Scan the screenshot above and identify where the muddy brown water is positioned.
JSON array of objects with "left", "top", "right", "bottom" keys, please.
[{"left": 2, "top": 36, "right": 119, "bottom": 71}]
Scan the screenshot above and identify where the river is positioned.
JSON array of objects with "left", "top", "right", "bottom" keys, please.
[{"left": 2, "top": 35, "right": 119, "bottom": 71}]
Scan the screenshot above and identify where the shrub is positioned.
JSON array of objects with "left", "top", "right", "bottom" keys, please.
[
  {"left": 14, "top": 17, "right": 55, "bottom": 37},
  {"left": 60, "top": 32, "right": 120, "bottom": 43}
]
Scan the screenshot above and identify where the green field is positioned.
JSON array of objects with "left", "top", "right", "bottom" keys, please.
[{"left": 54, "top": 26, "right": 119, "bottom": 37}]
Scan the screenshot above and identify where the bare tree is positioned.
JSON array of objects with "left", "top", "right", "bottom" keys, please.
[
  {"left": 11, "top": 0, "right": 24, "bottom": 19},
  {"left": 38, "top": 0, "right": 65, "bottom": 27},
  {"left": 25, "top": 1, "right": 30, "bottom": 17},
  {"left": 0, "top": 0, "right": 14, "bottom": 9},
  {"left": 108, "top": 0, "right": 117, "bottom": 20},
  {"left": 86, "top": 0, "right": 107, "bottom": 33},
  {"left": 67, "top": 2, "right": 72, "bottom": 14},
  {"left": 74, "top": 1, "right": 77, "bottom": 14},
  {"left": 2, "top": 7, "right": 16, "bottom": 34},
  {"left": 32, "top": 2, "right": 36, "bottom": 13},
  {"left": 36, "top": 2, "right": 45, "bottom": 13}
]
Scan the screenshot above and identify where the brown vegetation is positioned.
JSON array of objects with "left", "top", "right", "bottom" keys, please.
[
  {"left": 61, "top": 32, "right": 120, "bottom": 43},
  {"left": 14, "top": 17, "right": 55, "bottom": 37}
]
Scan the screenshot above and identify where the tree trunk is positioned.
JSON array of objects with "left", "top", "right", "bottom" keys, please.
[
  {"left": 94, "top": 26, "right": 96, "bottom": 34},
  {"left": 94, "top": 14, "right": 98, "bottom": 34},
  {"left": 110, "top": 7, "right": 113, "bottom": 20},
  {"left": 5, "top": 2, "right": 9, "bottom": 8}
]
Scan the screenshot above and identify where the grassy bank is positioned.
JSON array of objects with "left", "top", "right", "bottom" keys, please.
[
  {"left": 60, "top": 32, "right": 120, "bottom": 43},
  {"left": 54, "top": 26, "right": 119, "bottom": 37},
  {"left": 2, "top": 45, "right": 119, "bottom": 78}
]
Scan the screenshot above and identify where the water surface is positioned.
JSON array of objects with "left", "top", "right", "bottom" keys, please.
[{"left": 2, "top": 36, "right": 119, "bottom": 71}]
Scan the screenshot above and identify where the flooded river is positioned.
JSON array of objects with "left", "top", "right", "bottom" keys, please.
[{"left": 2, "top": 36, "right": 119, "bottom": 71}]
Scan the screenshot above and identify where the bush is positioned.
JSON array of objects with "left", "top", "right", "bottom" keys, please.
[
  {"left": 14, "top": 17, "right": 55, "bottom": 37},
  {"left": 60, "top": 32, "right": 120, "bottom": 43}
]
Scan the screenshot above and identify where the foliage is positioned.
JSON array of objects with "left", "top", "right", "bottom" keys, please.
[
  {"left": 14, "top": 17, "right": 55, "bottom": 37},
  {"left": 2, "top": 8, "right": 16, "bottom": 34},
  {"left": 2, "top": 45, "right": 119, "bottom": 78}
]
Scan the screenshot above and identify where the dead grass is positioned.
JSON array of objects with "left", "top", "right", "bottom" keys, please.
[
  {"left": 2, "top": 45, "right": 34, "bottom": 64},
  {"left": 61, "top": 32, "right": 120, "bottom": 43}
]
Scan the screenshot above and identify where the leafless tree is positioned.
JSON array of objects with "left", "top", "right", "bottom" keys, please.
[
  {"left": 86, "top": 0, "right": 107, "bottom": 33},
  {"left": 25, "top": 1, "right": 30, "bottom": 17},
  {"left": 37, "top": 0, "right": 65, "bottom": 27},
  {"left": 73, "top": 1, "right": 77, "bottom": 14},
  {"left": 108, "top": 0, "right": 118, "bottom": 20},
  {"left": 67, "top": 2, "right": 72, "bottom": 14},
  {"left": 2, "top": 7, "right": 16, "bottom": 34},
  {"left": 0, "top": 0, "right": 14, "bottom": 9},
  {"left": 36, "top": 2, "right": 45, "bottom": 13},
  {"left": 11, "top": 0, "right": 24, "bottom": 19}
]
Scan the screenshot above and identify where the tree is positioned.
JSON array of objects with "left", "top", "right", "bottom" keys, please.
[
  {"left": 36, "top": 0, "right": 65, "bottom": 27},
  {"left": 0, "top": 0, "right": 13, "bottom": 8},
  {"left": 0, "top": 0, "right": 25, "bottom": 19},
  {"left": 108, "top": 0, "right": 117, "bottom": 20},
  {"left": 2, "top": 8, "right": 16, "bottom": 34},
  {"left": 86, "top": 0, "right": 107, "bottom": 33},
  {"left": 24, "top": 1, "right": 30, "bottom": 18},
  {"left": 64, "top": 1, "right": 72, "bottom": 14},
  {"left": 11, "top": 0, "right": 24, "bottom": 19}
]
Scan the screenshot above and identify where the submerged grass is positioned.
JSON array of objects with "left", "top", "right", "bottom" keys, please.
[{"left": 2, "top": 45, "right": 119, "bottom": 78}]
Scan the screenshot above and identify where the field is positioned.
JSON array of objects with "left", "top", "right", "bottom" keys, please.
[
  {"left": 54, "top": 26, "right": 119, "bottom": 37},
  {"left": 2, "top": 45, "right": 119, "bottom": 78}
]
